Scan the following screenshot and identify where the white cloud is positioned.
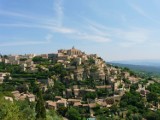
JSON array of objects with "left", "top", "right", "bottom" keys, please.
[
  {"left": 45, "top": 34, "right": 53, "bottom": 42},
  {"left": 129, "top": 3, "right": 160, "bottom": 25},
  {"left": 0, "top": 40, "right": 49, "bottom": 47},
  {"left": 71, "top": 24, "right": 111, "bottom": 42},
  {"left": 0, "top": 1, "right": 111, "bottom": 43},
  {"left": 0, "top": 23, "right": 76, "bottom": 34},
  {"left": 54, "top": 0, "right": 63, "bottom": 27},
  {"left": 51, "top": 26, "right": 76, "bottom": 34},
  {"left": 79, "top": 19, "right": 151, "bottom": 45},
  {"left": 62, "top": 18, "right": 112, "bottom": 43},
  {"left": 0, "top": 34, "right": 52, "bottom": 47},
  {"left": 0, "top": 10, "right": 35, "bottom": 19},
  {"left": 88, "top": 24, "right": 110, "bottom": 36},
  {"left": 72, "top": 33, "right": 111, "bottom": 42},
  {"left": 114, "top": 28, "right": 149, "bottom": 42},
  {"left": 111, "top": 27, "right": 150, "bottom": 47},
  {"left": 0, "top": 1, "right": 151, "bottom": 45}
]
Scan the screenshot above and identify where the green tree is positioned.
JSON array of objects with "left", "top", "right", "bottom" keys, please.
[
  {"left": 66, "top": 107, "right": 81, "bottom": 120},
  {"left": 145, "top": 111, "right": 160, "bottom": 120},
  {"left": 46, "top": 110, "right": 63, "bottom": 120},
  {"left": 147, "top": 92, "right": 158, "bottom": 103},
  {"left": 35, "top": 87, "right": 46, "bottom": 120},
  {"left": 0, "top": 98, "right": 23, "bottom": 120},
  {"left": 57, "top": 106, "right": 67, "bottom": 116},
  {"left": 83, "top": 92, "right": 96, "bottom": 100},
  {"left": 110, "top": 104, "right": 118, "bottom": 115},
  {"left": 32, "top": 56, "right": 48, "bottom": 64},
  {"left": 16, "top": 100, "right": 35, "bottom": 120}
]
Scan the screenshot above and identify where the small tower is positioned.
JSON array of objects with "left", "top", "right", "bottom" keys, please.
[{"left": 72, "top": 46, "right": 75, "bottom": 49}]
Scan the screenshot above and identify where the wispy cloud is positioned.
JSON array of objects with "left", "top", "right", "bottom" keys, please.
[
  {"left": 0, "top": 1, "right": 150, "bottom": 45},
  {"left": 58, "top": 17, "right": 111, "bottom": 43},
  {"left": 73, "top": 34, "right": 111, "bottom": 42},
  {"left": 1, "top": 0, "right": 76, "bottom": 36},
  {"left": 54, "top": 0, "right": 63, "bottom": 27},
  {"left": 0, "top": 17, "right": 150, "bottom": 45},
  {"left": 0, "top": 10, "right": 35, "bottom": 19},
  {"left": 71, "top": 22, "right": 111, "bottom": 42},
  {"left": 0, "top": 34, "right": 52, "bottom": 47},
  {"left": 0, "top": 0, "right": 73, "bottom": 38},
  {"left": 114, "top": 27, "right": 149, "bottom": 41},
  {"left": 0, "top": 0, "right": 111, "bottom": 43},
  {"left": 0, "top": 23, "right": 76, "bottom": 34},
  {"left": 0, "top": 40, "right": 49, "bottom": 47},
  {"left": 0, "top": 34, "right": 53, "bottom": 47},
  {"left": 116, "top": 28, "right": 150, "bottom": 47},
  {"left": 129, "top": 3, "right": 160, "bottom": 25},
  {"left": 78, "top": 19, "right": 150, "bottom": 46},
  {"left": 45, "top": 34, "right": 53, "bottom": 41}
]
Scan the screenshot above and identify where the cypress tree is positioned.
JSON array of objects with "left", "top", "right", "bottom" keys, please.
[{"left": 35, "top": 87, "right": 46, "bottom": 120}]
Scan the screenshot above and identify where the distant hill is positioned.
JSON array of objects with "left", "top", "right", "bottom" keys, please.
[
  {"left": 111, "top": 60, "right": 160, "bottom": 67},
  {"left": 109, "top": 62, "right": 160, "bottom": 74}
]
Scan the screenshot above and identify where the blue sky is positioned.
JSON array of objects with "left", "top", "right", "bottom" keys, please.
[{"left": 0, "top": 0, "right": 160, "bottom": 61}]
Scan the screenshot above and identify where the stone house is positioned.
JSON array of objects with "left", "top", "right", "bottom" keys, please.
[
  {"left": 72, "top": 89, "right": 78, "bottom": 97},
  {"left": 67, "top": 99, "right": 81, "bottom": 106},
  {"left": 55, "top": 96, "right": 62, "bottom": 101},
  {"left": 12, "top": 91, "right": 21, "bottom": 100},
  {"left": 48, "top": 53, "right": 58, "bottom": 61},
  {"left": 74, "top": 67, "right": 84, "bottom": 81},
  {"left": 46, "top": 101, "right": 57, "bottom": 110},
  {"left": 123, "top": 72, "right": 130, "bottom": 79},
  {"left": 19, "top": 54, "right": 35, "bottom": 59},
  {"left": 27, "top": 94, "right": 36, "bottom": 102},
  {"left": 114, "top": 81, "right": 122, "bottom": 91},
  {"left": 56, "top": 99, "right": 67, "bottom": 108},
  {"left": 20, "top": 63, "right": 27, "bottom": 71},
  {"left": 0, "top": 72, "right": 10, "bottom": 84},
  {"left": 0, "top": 57, "right": 2, "bottom": 62},
  {"left": 3, "top": 59, "right": 9, "bottom": 64},
  {"left": 66, "top": 47, "right": 83, "bottom": 56},
  {"left": 57, "top": 55, "right": 70, "bottom": 61},
  {"left": 128, "top": 77, "right": 139, "bottom": 83},
  {"left": 4, "top": 96, "right": 13, "bottom": 102},
  {"left": 75, "top": 57, "right": 82, "bottom": 65},
  {"left": 96, "top": 99, "right": 107, "bottom": 107},
  {"left": 18, "top": 93, "right": 27, "bottom": 101},
  {"left": 106, "top": 97, "right": 114, "bottom": 106},
  {"left": 37, "top": 78, "right": 54, "bottom": 86},
  {"left": 85, "top": 89, "right": 96, "bottom": 93},
  {"left": 8, "top": 55, "right": 19, "bottom": 64},
  {"left": 12, "top": 91, "right": 35, "bottom": 102},
  {"left": 96, "top": 85, "right": 112, "bottom": 91},
  {"left": 73, "top": 102, "right": 82, "bottom": 107},
  {"left": 58, "top": 49, "right": 67, "bottom": 54},
  {"left": 66, "top": 89, "right": 73, "bottom": 98},
  {"left": 39, "top": 54, "right": 48, "bottom": 59}
]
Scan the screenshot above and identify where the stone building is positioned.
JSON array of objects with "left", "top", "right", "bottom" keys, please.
[
  {"left": 48, "top": 53, "right": 58, "bottom": 61},
  {"left": 67, "top": 47, "right": 83, "bottom": 56},
  {"left": 0, "top": 72, "right": 10, "bottom": 84},
  {"left": 0, "top": 56, "right": 2, "bottom": 62},
  {"left": 46, "top": 101, "right": 57, "bottom": 110},
  {"left": 56, "top": 99, "right": 67, "bottom": 108}
]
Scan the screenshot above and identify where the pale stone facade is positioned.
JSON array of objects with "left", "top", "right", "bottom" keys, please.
[
  {"left": 67, "top": 47, "right": 83, "bottom": 56},
  {"left": 0, "top": 72, "right": 10, "bottom": 84}
]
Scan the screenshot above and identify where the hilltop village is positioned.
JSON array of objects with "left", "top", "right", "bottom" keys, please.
[{"left": 0, "top": 47, "right": 160, "bottom": 120}]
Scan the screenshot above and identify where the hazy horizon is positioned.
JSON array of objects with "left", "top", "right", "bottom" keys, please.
[{"left": 1, "top": 0, "right": 160, "bottom": 61}]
